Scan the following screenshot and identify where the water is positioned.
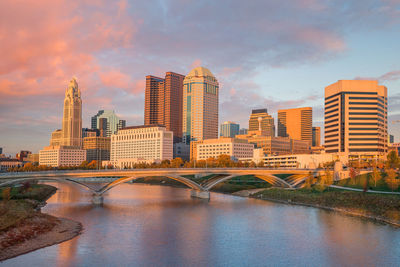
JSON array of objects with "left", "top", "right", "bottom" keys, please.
[{"left": 4, "top": 182, "right": 400, "bottom": 266}]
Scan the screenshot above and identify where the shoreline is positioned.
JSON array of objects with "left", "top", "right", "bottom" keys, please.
[{"left": 0, "top": 216, "right": 82, "bottom": 261}]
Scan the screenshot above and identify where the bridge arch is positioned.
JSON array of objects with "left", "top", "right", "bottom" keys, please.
[
  {"left": 98, "top": 174, "right": 205, "bottom": 195},
  {"left": 0, "top": 177, "right": 98, "bottom": 194},
  {"left": 203, "top": 174, "right": 293, "bottom": 191}
]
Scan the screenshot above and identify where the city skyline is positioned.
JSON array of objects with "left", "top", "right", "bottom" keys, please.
[{"left": 1, "top": 0, "right": 400, "bottom": 154}]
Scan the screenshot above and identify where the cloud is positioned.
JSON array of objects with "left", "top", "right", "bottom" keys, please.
[{"left": 355, "top": 70, "right": 400, "bottom": 83}]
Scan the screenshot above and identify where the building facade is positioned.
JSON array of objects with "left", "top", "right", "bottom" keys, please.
[
  {"left": 220, "top": 121, "right": 240, "bottom": 138},
  {"left": 312, "top": 127, "right": 321, "bottom": 147},
  {"left": 109, "top": 125, "right": 173, "bottom": 168},
  {"left": 144, "top": 72, "right": 185, "bottom": 142},
  {"left": 91, "top": 110, "right": 126, "bottom": 137},
  {"left": 248, "top": 109, "right": 275, "bottom": 137},
  {"left": 83, "top": 136, "right": 111, "bottom": 164},
  {"left": 183, "top": 67, "right": 219, "bottom": 143},
  {"left": 236, "top": 131, "right": 310, "bottom": 156},
  {"left": 39, "top": 146, "right": 86, "bottom": 167},
  {"left": 278, "top": 107, "right": 312, "bottom": 144},
  {"left": 61, "top": 77, "right": 82, "bottom": 147},
  {"left": 191, "top": 138, "right": 254, "bottom": 161},
  {"left": 324, "top": 80, "right": 388, "bottom": 158}
]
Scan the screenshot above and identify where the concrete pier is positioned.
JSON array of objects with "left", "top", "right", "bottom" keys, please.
[
  {"left": 92, "top": 194, "right": 104, "bottom": 205},
  {"left": 190, "top": 190, "right": 210, "bottom": 199}
]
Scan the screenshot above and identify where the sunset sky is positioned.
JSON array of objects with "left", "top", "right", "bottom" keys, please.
[{"left": 1, "top": 0, "right": 400, "bottom": 155}]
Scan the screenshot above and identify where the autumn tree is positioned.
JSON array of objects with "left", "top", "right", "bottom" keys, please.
[
  {"left": 171, "top": 157, "right": 184, "bottom": 168},
  {"left": 385, "top": 168, "right": 399, "bottom": 192},
  {"left": 386, "top": 151, "right": 400, "bottom": 169},
  {"left": 371, "top": 167, "right": 382, "bottom": 187}
]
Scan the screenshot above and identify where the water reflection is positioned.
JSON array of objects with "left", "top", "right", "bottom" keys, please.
[{"left": 4, "top": 182, "right": 400, "bottom": 266}]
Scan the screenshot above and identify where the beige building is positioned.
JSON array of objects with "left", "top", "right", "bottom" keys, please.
[
  {"left": 39, "top": 146, "right": 86, "bottom": 167},
  {"left": 183, "top": 67, "right": 219, "bottom": 143},
  {"left": 26, "top": 153, "right": 39, "bottom": 163},
  {"left": 109, "top": 125, "right": 173, "bottom": 168},
  {"left": 191, "top": 137, "right": 254, "bottom": 161},
  {"left": 278, "top": 107, "right": 312, "bottom": 144},
  {"left": 250, "top": 153, "right": 336, "bottom": 169},
  {"left": 236, "top": 131, "right": 310, "bottom": 156},
  {"left": 61, "top": 77, "right": 82, "bottom": 147},
  {"left": 0, "top": 158, "right": 22, "bottom": 171},
  {"left": 50, "top": 129, "right": 62, "bottom": 146},
  {"left": 248, "top": 109, "right": 275, "bottom": 137},
  {"left": 324, "top": 80, "right": 387, "bottom": 159}
]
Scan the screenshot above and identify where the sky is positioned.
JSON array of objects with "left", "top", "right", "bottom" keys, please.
[{"left": 1, "top": 0, "right": 400, "bottom": 155}]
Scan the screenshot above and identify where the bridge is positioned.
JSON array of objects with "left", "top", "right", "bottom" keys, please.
[{"left": 0, "top": 168, "right": 330, "bottom": 203}]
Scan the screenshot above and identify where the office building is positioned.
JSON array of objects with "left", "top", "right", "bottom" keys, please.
[
  {"left": 26, "top": 153, "right": 39, "bottom": 164},
  {"left": 16, "top": 151, "right": 31, "bottom": 161},
  {"left": 82, "top": 128, "right": 99, "bottom": 138},
  {"left": 236, "top": 131, "right": 310, "bottom": 156},
  {"left": 0, "top": 147, "right": 2, "bottom": 154},
  {"left": 173, "top": 142, "right": 190, "bottom": 161},
  {"left": 183, "top": 67, "right": 219, "bottom": 143},
  {"left": 39, "top": 146, "right": 86, "bottom": 167},
  {"left": 248, "top": 109, "right": 275, "bottom": 137},
  {"left": 191, "top": 137, "right": 254, "bottom": 161},
  {"left": 83, "top": 136, "right": 111, "bottom": 164},
  {"left": 220, "top": 121, "right": 240, "bottom": 138},
  {"left": 239, "top": 128, "right": 248, "bottom": 135},
  {"left": 61, "top": 77, "right": 82, "bottom": 147},
  {"left": 324, "top": 80, "right": 387, "bottom": 159},
  {"left": 145, "top": 72, "right": 185, "bottom": 142},
  {"left": 312, "top": 127, "right": 321, "bottom": 147},
  {"left": 50, "top": 129, "right": 62, "bottom": 146},
  {"left": 278, "top": 107, "right": 312, "bottom": 144},
  {"left": 108, "top": 125, "right": 173, "bottom": 168},
  {"left": 0, "top": 158, "right": 22, "bottom": 171},
  {"left": 389, "top": 134, "right": 394, "bottom": 144},
  {"left": 91, "top": 110, "right": 126, "bottom": 137}
]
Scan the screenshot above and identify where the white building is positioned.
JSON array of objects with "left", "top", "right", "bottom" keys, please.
[
  {"left": 39, "top": 146, "right": 86, "bottom": 167},
  {"left": 109, "top": 125, "right": 173, "bottom": 168},
  {"left": 194, "top": 138, "right": 254, "bottom": 161}
]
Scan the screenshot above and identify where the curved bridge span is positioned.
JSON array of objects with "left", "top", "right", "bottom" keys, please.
[{"left": 0, "top": 168, "right": 321, "bottom": 203}]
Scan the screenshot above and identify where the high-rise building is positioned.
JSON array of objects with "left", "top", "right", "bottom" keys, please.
[
  {"left": 183, "top": 67, "right": 219, "bottom": 143},
  {"left": 248, "top": 109, "right": 275, "bottom": 137},
  {"left": 50, "top": 129, "right": 62, "bottom": 146},
  {"left": 0, "top": 147, "right": 2, "bottom": 155},
  {"left": 324, "top": 80, "right": 387, "bottom": 158},
  {"left": 144, "top": 72, "right": 185, "bottom": 142},
  {"left": 91, "top": 110, "right": 126, "bottom": 137},
  {"left": 82, "top": 128, "right": 98, "bottom": 138},
  {"left": 389, "top": 134, "right": 394, "bottom": 144},
  {"left": 278, "top": 107, "right": 312, "bottom": 144},
  {"left": 220, "top": 121, "right": 240, "bottom": 138},
  {"left": 61, "top": 77, "right": 82, "bottom": 147},
  {"left": 312, "top": 127, "right": 321, "bottom": 147}
]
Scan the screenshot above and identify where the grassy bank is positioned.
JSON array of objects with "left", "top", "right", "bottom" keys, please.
[
  {"left": 335, "top": 173, "right": 400, "bottom": 192},
  {"left": 252, "top": 187, "right": 400, "bottom": 225},
  {"left": 0, "top": 184, "right": 57, "bottom": 202}
]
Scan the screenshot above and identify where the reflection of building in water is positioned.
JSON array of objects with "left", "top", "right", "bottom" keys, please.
[{"left": 57, "top": 232, "right": 79, "bottom": 266}]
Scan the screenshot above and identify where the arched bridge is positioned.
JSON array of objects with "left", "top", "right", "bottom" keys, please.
[{"left": 0, "top": 168, "right": 322, "bottom": 203}]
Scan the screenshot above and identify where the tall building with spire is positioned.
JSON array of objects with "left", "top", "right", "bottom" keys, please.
[
  {"left": 248, "top": 109, "right": 275, "bottom": 137},
  {"left": 61, "top": 77, "right": 82, "bottom": 147},
  {"left": 183, "top": 67, "right": 219, "bottom": 143}
]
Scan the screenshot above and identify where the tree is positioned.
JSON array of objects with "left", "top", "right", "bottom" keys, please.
[
  {"left": 385, "top": 168, "right": 399, "bottom": 192},
  {"left": 387, "top": 151, "right": 400, "bottom": 169},
  {"left": 216, "top": 154, "right": 232, "bottom": 167},
  {"left": 372, "top": 167, "right": 382, "bottom": 187},
  {"left": 171, "top": 157, "right": 184, "bottom": 168},
  {"left": 324, "top": 169, "right": 333, "bottom": 186},
  {"left": 304, "top": 171, "right": 314, "bottom": 189},
  {"left": 349, "top": 167, "right": 359, "bottom": 184}
]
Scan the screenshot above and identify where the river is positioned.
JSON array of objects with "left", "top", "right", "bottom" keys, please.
[{"left": 4, "top": 182, "right": 400, "bottom": 266}]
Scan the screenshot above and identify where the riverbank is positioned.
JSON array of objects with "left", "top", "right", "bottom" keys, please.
[
  {"left": 250, "top": 188, "right": 400, "bottom": 227},
  {"left": 0, "top": 185, "right": 82, "bottom": 261}
]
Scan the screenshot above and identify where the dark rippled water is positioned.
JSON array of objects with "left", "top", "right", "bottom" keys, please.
[{"left": 4, "top": 182, "right": 400, "bottom": 266}]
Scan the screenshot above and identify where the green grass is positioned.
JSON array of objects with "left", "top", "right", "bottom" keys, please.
[
  {"left": 252, "top": 187, "right": 400, "bottom": 222},
  {"left": 0, "top": 184, "right": 57, "bottom": 201},
  {"left": 335, "top": 173, "right": 400, "bottom": 192}
]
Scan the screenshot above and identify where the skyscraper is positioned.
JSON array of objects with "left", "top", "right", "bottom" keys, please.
[
  {"left": 91, "top": 110, "right": 126, "bottom": 137},
  {"left": 312, "top": 127, "right": 321, "bottom": 147},
  {"left": 248, "top": 109, "right": 275, "bottom": 137},
  {"left": 278, "top": 107, "right": 312, "bottom": 144},
  {"left": 183, "top": 67, "right": 219, "bottom": 143},
  {"left": 220, "top": 121, "right": 240, "bottom": 138},
  {"left": 61, "top": 77, "right": 82, "bottom": 147},
  {"left": 324, "top": 80, "right": 387, "bottom": 157},
  {"left": 144, "top": 72, "right": 185, "bottom": 142}
]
